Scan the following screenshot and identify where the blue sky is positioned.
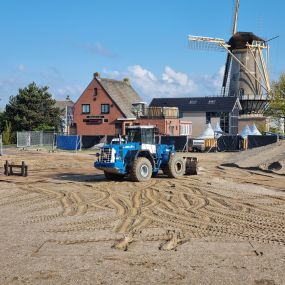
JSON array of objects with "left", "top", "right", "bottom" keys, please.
[{"left": 0, "top": 0, "right": 284, "bottom": 107}]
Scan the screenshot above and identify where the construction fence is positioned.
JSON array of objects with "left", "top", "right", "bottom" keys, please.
[
  {"left": 17, "top": 131, "right": 56, "bottom": 149},
  {"left": 15, "top": 132, "right": 280, "bottom": 152}
]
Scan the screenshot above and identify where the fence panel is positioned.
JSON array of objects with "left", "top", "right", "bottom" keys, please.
[
  {"left": 56, "top": 135, "right": 81, "bottom": 150},
  {"left": 42, "top": 132, "right": 55, "bottom": 146},
  {"left": 30, "top": 131, "right": 42, "bottom": 147},
  {"left": 217, "top": 136, "right": 242, "bottom": 152},
  {"left": 247, "top": 135, "right": 278, "bottom": 149},
  {"left": 17, "top": 132, "right": 30, "bottom": 148}
]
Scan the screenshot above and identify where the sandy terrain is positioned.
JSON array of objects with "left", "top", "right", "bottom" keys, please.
[{"left": 0, "top": 147, "right": 284, "bottom": 285}]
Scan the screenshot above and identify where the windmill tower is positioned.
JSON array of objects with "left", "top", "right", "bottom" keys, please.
[{"left": 188, "top": 0, "right": 271, "bottom": 116}]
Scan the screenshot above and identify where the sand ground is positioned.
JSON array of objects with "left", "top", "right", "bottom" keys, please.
[{"left": 0, "top": 148, "right": 284, "bottom": 285}]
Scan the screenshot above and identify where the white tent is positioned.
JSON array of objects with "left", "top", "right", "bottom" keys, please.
[
  {"left": 240, "top": 125, "right": 252, "bottom": 138},
  {"left": 214, "top": 122, "right": 223, "bottom": 133},
  {"left": 213, "top": 122, "right": 223, "bottom": 138},
  {"left": 198, "top": 123, "right": 215, "bottom": 139},
  {"left": 249, "top": 124, "right": 262, "bottom": 136}
]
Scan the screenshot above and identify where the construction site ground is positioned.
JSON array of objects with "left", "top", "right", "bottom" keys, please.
[{"left": 0, "top": 146, "right": 284, "bottom": 285}]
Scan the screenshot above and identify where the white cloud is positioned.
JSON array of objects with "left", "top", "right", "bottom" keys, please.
[
  {"left": 196, "top": 65, "right": 225, "bottom": 94},
  {"left": 162, "top": 66, "right": 188, "bottom": 86},
  {"left": 128, "top": 65, "right": 157, "bottom": 81},
  {"left": 127, "top": 65, "right": 197, "bottom": 100}
]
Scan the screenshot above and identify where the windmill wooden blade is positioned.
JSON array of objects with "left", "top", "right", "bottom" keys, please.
[
  {"left": 232, "top": 0, "right": 240, "bottom": 35},
  {"left": 188, "top": 35, "right": 230, "bottom": 52}
]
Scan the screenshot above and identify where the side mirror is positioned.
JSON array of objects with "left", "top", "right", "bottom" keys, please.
[{"left": 95, "top": 153, "right": 100, "bottom": 157}]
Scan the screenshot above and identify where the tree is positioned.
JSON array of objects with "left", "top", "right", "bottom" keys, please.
[
  {"left": 4, "top": 82, "right": 61, "bottom": 132},
  {"left": 2, "top": 121, "right": 13, "bottom": 145},
  {"left": 0, "top": 111, "right": 5, "bottom": 133},
  {"left": 266, "top": 74, "right": 285, "bottom": 124}
]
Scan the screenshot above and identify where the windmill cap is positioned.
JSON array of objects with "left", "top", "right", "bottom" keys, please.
[{"left": 228, "top": 32, "right": 265, "bottom": 50}]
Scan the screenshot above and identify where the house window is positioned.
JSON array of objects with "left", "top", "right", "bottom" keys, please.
[
  {"left": 180, "top": 124, "right": 192, "bottom": 136},
  {"left": 208, "top": 100, "right": 216, "bottom": 104},
  {"left": 101, "top": 104, "right": 110, "bottom": 114},
  {"left": 94, "top": 88, "right": 98, "bottom": 96},
  {"left": 189, "top": 100, "right": 197, "bottom": 104},
  {"left": 82, "top": 104, "right": 90, "bottom": 114}
]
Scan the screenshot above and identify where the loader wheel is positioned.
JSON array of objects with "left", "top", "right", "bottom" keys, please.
[
  {"left": 130, "top": 157, "right": 153, "bottom": 182},
  {"left": 165, "top": 155, "right": 185, "bottom": 178},
  {"left": 104, "top": 171, "right": 125, "bottom": 181}
]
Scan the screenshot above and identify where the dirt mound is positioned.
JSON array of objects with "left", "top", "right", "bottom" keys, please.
[{"left": 233, "top": 140, "right": 285, "bottom": 174}]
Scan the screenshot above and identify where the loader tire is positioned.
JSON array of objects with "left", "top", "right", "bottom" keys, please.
[
  {"left": 104, "top": 172, "right": 125, "bottom": 181},
  {"left": 165, "top": 155, "right": 185, "bottom": 178},
  {"left": 130, "top": 157, "right": 153, "bottom": 182}
]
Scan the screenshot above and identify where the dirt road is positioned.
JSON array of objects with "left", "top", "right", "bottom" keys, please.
[{"left": 0, "top": 149, "right": 284, "bottom": 284}]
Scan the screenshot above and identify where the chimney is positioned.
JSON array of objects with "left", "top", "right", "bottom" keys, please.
[
  {"left": 123, "top": 78, "right": 130, "bottom": 86},
  {"left": 93, "top": 72, "right": 100, "bottom": 79}
]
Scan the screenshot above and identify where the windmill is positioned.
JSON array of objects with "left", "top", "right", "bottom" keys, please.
[{"left": 188, "top": 0, "right": 271, "bottom": 115}]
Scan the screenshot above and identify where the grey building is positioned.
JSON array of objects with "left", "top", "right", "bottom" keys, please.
[{"left": 149, "top": 97, "right": 242, "bottom": 137}]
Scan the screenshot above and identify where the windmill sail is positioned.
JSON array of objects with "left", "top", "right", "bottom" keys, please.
[{"left": 232, "top": 0, "right": 240, "bottom": 35}]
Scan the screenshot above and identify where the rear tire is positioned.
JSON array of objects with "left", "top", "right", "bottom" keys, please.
[
  {"left": 165, "top": 155, "right": 185, "bottom": 178},
  {"left": 104, "top": 172, "right": 125, "bottom": 181},
  {"left": 130, "top": 157, "right": 153, "bottom": 182}
]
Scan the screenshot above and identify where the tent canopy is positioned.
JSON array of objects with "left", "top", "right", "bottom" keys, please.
[
  {"left": 199, "top": 123, "right": 215, "bottom": 139},
  {"left": 240, "top": 125, "right": 252, "bottom": 138},
  {"left": 249, "top": 124, "right": 262, "bottom": 136}
]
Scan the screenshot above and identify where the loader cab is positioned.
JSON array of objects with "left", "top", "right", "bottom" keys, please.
[
  {"left": 126, "top": 125, "right": 156, "bottom": 144},
  {"left": 126, "top": 125, "right": 157, "bottom": 153}
]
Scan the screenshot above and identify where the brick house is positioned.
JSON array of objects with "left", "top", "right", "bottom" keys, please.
[{"left": 72, "top": 73, "right": 141, "bottom": 136}]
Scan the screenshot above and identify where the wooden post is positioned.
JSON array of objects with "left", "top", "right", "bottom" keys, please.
[
  {"left": 4, "top": 160, "right": 9, "bottom": 176},
  {"left": 21, "top": 161, "right": 25, "bottom": 176}
]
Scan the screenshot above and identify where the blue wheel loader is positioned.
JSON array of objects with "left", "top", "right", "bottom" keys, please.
[{"left": 95, "top": 125, "right": 198, "bottom": 182}]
